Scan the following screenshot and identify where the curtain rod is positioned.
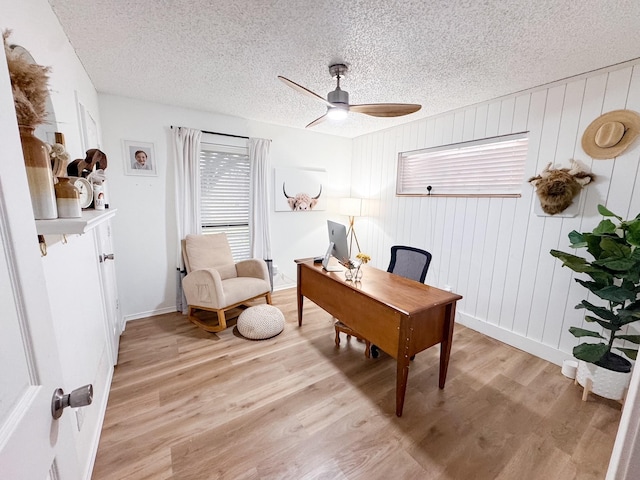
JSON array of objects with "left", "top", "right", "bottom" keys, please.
[{"left": 171, "top": 125, "right": 249, "bottom": 140}]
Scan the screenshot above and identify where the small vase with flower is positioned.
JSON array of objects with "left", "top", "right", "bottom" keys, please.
[{"left": 344, "top": 252, "right": 371, "bottom": 282}]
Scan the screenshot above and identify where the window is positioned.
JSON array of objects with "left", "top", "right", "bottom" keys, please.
[
  {"left": 396, "top": 132, "right": 528, "bottom": 197},
  {"left": 200, "top": 144, "right": 250, "bottom": 260}
]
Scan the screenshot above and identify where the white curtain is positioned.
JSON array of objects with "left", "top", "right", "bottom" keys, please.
[
  {"left": 249, "top": 138, "right": 273, "bottom": 285},
  {"left": 173, "top": 126, "right": 203, "bottom": 312}
]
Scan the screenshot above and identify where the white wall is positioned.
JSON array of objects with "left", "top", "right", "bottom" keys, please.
[
  {"left": 351, "top": 60, "right": 640, "bottom": 366},
  {"left": 98, "top": 95, "right": 352, "bottom": 320},
  {"left": 2, "top": 0, "right": 110, "bottom": 478}
]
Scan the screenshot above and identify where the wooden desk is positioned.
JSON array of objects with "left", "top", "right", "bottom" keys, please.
[{"left": 296, "top": 258, "right": 462, "bottom": 417}]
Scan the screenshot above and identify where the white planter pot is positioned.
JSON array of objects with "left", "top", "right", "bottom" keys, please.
[{"left": 575, "top": 360, "right": 631, "bottom": 401}]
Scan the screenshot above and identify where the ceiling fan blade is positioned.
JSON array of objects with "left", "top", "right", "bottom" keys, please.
[
  {"left": 278, "top": 76, "right": 335, "bottom": 108},
  {"left": 349, "top": 103, "right": 422, "bottom": 118},
  {"left": 306, "top": 113, "right": 328, "bottom": 128}
]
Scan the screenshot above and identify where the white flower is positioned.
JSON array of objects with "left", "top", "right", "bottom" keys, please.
[{"left": 51, "top": 143, "right": 65, "bottom": 155}]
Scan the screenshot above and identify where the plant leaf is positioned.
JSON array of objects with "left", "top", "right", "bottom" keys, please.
[
  {"left": 584, "top": 233, "right": 604, "bottom": 259},
  {"left": 598, "top": 204, "right": 622, "bottom": 220},
  {"left": 576, "top": 300, "right": 619, "bottom": 322},
  {"left": 594, "top": 237, "right": 636, "bottom": 270},
  {"left": 569, "top": 326, "right": 605, "bottom": 339},
  {"left": 589, "top": 270, "right": 614, "bottom": 284},
  {"left": 575, "top": 278, "right": 609, "bottom": 295},
  {"left": 568, "top": 230, "right": 588, "bottom": 248},
  {"left": 615, "top": 334, "right": 640, "bottom": 344},
  {"left": 550, "top": 250, "right": 600, "bottom": 273},
  {"left": 615, "top": 347, "right": 638, "bottom": 360},
  {"left": 628, "top": 220, "right": 640, "bottom": 247},
  {"left": 593, "top": 219, "right": 617, "bottom": 235},
  {"left": 573, "top": 342, "right": 609, "bottom": 363},
  {"left": 594, "top": 285, "right": 637, "bottom": 303},
  {"left": 618, "top": 302, "right": 640, "bottom": 326},
  {"left": 583, "top": 316, "right": 618, "bottom": 331}
]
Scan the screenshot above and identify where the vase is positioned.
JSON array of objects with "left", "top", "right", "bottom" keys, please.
[
  {"left": 19, "top": 125, "right": 58, "bottom": 219},
  {"left": 575, "top": 359, "right": 631, "bottom": 401},
  {"left": 354, "top": 267, "right": 363, "bottom": 281},
  {"left": 345, "top": 267, "right": 363, "bottom": 282},
  {"left": 54, "top": 177, "right": 81, "bottom": 218}
]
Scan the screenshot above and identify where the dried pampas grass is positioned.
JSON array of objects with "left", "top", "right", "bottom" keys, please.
[{"left": 3, "top": 29, "right": 50, "bottom": 126}]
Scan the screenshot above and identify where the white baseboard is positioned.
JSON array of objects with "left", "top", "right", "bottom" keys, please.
[
  {"left": 456, "top": 311, "right": 571, "bottom": 367},
  {"left": 124, "top": 305, "right": 178, "bottom": 323},
  {"left": 274, "top": 282, "right": 296, "bottom": 292}
]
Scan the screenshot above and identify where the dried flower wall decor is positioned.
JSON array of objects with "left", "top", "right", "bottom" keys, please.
[{"left": 3, "top": 29, "right": 51, "bottom": 126}]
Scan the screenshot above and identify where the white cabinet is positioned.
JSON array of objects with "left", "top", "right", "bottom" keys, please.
[
  {"left": 36, "top": 209, "right": 123, "bottom": 365},
  {"left": 94, "top": 219, "right": 122, "bottom": 365}
]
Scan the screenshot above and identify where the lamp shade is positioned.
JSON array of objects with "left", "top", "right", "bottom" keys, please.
[{"left": 339, "top": 197, "right": 363, "bottom": 217}]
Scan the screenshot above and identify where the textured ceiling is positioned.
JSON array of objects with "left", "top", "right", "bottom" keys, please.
[{"left": 48, "top": 0, "right": 640, "bottom": 138}]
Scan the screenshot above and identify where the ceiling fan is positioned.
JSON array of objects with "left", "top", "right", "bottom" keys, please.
[{"left": 278, "top": 63, "right": 421, "bottom": 128}]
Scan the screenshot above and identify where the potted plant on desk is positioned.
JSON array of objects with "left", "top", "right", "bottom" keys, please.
[{"left": 550, "top": 204, "right": 640, "bottom": 401}]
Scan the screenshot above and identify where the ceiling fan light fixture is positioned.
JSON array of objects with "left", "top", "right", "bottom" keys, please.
[
  {"left": 279, "top": 62, "right": 422, "bottom": 128},
  {"left": 327, "top": 106, "right": 348, "bottom": 120}
]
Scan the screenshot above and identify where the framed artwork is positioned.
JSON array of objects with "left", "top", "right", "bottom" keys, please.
[
  {"left": 122, "top": 140, "right": 157, "bottom": 176},
  {"left": 274, "top": 167, "right": 327, "bottom": 211},
  {"left": 75, "top": 91, "right": 100, "bottom": 151},
  {"left": 84, "top": 109, "right": 99, "bottom": 149}
]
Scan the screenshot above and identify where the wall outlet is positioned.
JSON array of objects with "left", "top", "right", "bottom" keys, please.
[
  {"left": 443, "top": 284, "right": 453, "bottom": 292},
  {"left": 272, "top": 264, "right": 279, "bottom": 275}
]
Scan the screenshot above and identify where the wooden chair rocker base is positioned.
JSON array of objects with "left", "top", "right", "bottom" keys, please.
[{"left": 187, "top": 292, "right": 272, "bottom": 333}]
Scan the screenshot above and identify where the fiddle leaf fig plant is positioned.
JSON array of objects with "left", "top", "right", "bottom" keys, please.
[{"left": 550, "top": 204, "right": 640, "bottom": 372}]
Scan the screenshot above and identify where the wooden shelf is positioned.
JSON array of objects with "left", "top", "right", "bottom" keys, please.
[{"left": 35, "top": 208, "right": 117, "bottom": 235}]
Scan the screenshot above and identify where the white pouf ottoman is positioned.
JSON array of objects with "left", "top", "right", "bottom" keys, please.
[{"left": 237, "top": 304, "right": 285, "bottom": 340}]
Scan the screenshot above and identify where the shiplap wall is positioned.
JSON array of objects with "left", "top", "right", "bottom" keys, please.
[{"left": 351, "top": 60, "right": 640, "bottom": 365}]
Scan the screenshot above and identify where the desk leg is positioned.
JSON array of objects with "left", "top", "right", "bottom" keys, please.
[
  {"left": 396, "top": 356, "right": 410, "bottom": 417},
  {"left": 297, "top": 263, "right": 304, "bottom": 326},
  {"left": 297, "top": 294, "right": 304, "bottom": 326},
  {"left": 439, "top": 302, "right": 457, "bottom": 389}
]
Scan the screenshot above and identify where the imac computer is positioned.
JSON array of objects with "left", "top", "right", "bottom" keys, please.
[{"left": 323, "top": 220, "right": 350, "bottom": 271}]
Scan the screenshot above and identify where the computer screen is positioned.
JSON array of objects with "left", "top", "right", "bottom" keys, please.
[{"left": 327, "top": 220, "right": 350, "bottom": 265}]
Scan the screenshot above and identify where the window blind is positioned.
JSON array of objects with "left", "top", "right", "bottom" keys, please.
[
  {"left": 397, "top": 132, "right": 529, "bottom": 197},
  {"left": 200, "top": 144, "right": 250, "bottom": 260}
]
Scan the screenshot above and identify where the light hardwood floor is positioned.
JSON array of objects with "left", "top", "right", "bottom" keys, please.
[{"left": 93, "top": 288, "right": 621, "bottom": 479}]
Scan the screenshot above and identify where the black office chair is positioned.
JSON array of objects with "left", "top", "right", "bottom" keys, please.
[
  {"left": 387, "top": 245, "right": 432, "bottom": 282},
  {"left": 369, "top": 245, "right": 432, "bottom": 358}
]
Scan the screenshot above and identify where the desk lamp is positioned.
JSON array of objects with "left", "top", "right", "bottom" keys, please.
[{"left": 339, "top": 197, "right": 363, "bottom": 258}]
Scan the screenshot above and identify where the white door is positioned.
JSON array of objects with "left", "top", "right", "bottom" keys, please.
[{"left": 0, "top": 54, "right": 80, "bottom": 479}]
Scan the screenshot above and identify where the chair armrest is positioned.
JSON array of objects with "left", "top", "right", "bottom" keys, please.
[
  {"left": 182, "top": 268, "right": 225, "bottom": 309},
  {"left": 236, "top": 258, "right": 270, "bottom": 282}
]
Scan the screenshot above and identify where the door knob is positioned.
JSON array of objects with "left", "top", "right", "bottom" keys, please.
[
  {"left": 51, "top": 384, "right": 93, "bottom": 419},
  {"left": 100, "top": 253, "right": 114, "bottom": 262}
]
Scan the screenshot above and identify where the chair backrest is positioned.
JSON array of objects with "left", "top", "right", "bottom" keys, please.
[
  {"left": 387, "top": 245, "right": 432, "bottom": 283},
  {"left": 183, "top": 233, "right": 237, "bottom": 279}
]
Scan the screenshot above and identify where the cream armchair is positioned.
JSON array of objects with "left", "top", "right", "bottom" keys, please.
[{"left": 182, "top": 233, "right": 272, "bottom": 332}]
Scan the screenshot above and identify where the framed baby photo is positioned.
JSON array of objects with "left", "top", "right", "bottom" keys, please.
[{"left": 123, "top": 140, "right": 157, "bottom": 176}]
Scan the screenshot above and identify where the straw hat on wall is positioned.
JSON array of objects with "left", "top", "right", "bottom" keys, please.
[{"left": 582, "top": 110, "right": 640, "bottom": 159}]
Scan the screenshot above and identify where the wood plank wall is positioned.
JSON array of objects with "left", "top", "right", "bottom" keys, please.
[{"left": 351, "top": 60, "right": 640, "bottom": 365}]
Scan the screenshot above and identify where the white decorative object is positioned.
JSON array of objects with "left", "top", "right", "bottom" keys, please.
[
  {"left": 575, "top": 360, "right": 631, "bottom": 401},
  {"left": 237, "top": 304, "right": 284, "bottom": 340},
  {"left": 561, "top": 359, "right": 578, "bottom": 379},
  {"left": 274, "top": 167, "right": 326, "bottom": 211},
  {"left": 93, "top": 184, "right": 105, "bottom": 210}
]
